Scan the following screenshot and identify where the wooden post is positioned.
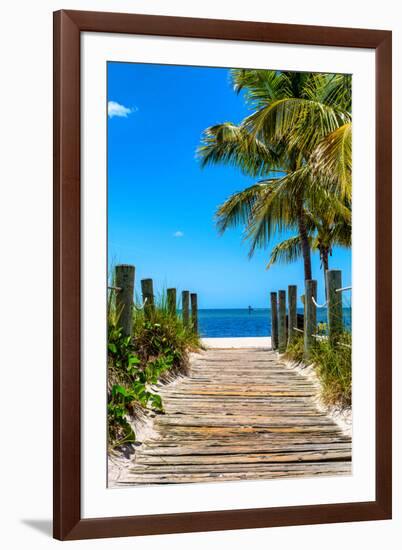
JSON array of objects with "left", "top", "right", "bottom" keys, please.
[
  {"left": 278, "top": 290, "right": 287, "bottom": 353},
  {"left": 141, "top": 278, "right": 155, "bottom": 318},
  {"left": 182, "top": 290, "right": 190, "bottom": 328},
  {"left": 304, "top": 279, "right": 317, "bottom": 360},
  {"left": 191, "top": 293, "right": 198, "bottom": 334},
  {"left": 115, "top": 264, "right": 135, "bottom": 337},
  {"left": 288, "top": 285, "right": 297, "bottom": 345},
  {"left": 270, "top": 292, "right": 278, "bottom": 350},
  {"left": 327, "top": 270, "right": 343, "bottom": 344},
  {"left": 167, "top": 288, "right": 176, "bottom": 316}
]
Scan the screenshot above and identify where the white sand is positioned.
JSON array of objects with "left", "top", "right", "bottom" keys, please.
[{"left": 202, "top": 336, "right": 272, "bottom": 349}]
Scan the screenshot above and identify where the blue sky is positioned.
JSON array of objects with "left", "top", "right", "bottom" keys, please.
[{"left": 107, "top": 62, "right": 351, "bottom": 309}]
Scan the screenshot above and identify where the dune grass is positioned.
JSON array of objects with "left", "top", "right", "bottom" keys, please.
[
  {"left": 285, "top": 332, "right": 351, "bottom": 407},
  {"left": 311, "top": 333, "right": 351, "bottom": 407},
  {"left": 284, "top": 334, "right": 304, "bottom": 365}
]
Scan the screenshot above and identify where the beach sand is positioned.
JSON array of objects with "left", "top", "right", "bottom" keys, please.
[{"left": 202, "top": 336, "right": 272, "bottom": 349}]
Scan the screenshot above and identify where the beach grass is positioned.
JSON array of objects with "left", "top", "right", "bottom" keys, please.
[
  {"left": 285, "top": 332, "right": 351, "bottom": 407},
  {"left": 311, "top": 332, "right": 352, "bottom": 407}
]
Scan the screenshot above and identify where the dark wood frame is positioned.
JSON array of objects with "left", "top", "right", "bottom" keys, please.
[{"left": 54, "top": 9, "right": 392, "bottom": 541}]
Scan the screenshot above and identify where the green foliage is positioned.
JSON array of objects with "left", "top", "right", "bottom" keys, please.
[
  {"left": 284, "top": 334, "right": 304, "bottom": 364},
  {"left": 131, "top": 302, "right": 199, "bottom": 368},
  {"left": 267, "top": 235, "right": 305, "bottom": 268},
  {"left": 197, "top": 69, "right": 352, "bottom": 281},
  {"left": 107, "top": 322, "right": 141, "bottom": 385},
  {"left": 107, "top": 385, "right": 135, "bottom": 447},
  {"left": 285, "top": 331, "right": 351, "bottom": 407},
  {"left": 107, "top": 286, "right": 200, "bottom": 449},
  {"left": 311, "top": 332, "right": 352, "bottom": 407},
  {"left": 316, "top": 322, "right": 328, "bottom": 336}
]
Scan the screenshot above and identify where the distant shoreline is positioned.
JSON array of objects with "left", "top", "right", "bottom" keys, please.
[{"left": 194, "top": 307, "right": 352, "bottom": 338}]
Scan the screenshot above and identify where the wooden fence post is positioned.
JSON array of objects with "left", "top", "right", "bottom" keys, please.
[
  {"left": 327, "top": 269, "right": 343, "bottom": 344},
  {"left": 270, "top": 292, "right": 278, "bottom": 350},
  {"left": 167, "top": 288, "right": 176, "bottom": 316},
  {"left": 141, "top": 278, "right": 155, "bottom": 318},
  {"left": 304, "top": 279, "right": 317, "bottom": 360},
  {"left": 115, "top": 264, "right": 135, "bottom": 337},
  {"left": 288, "top": 285, "right": 297, "bottom": 345},
  {"left": 182, "top": 290, "right": 190, "bottom": 328},
  {"left": 191, "top": 293, "right": 198, "bottom": 334},
  {"left": 278, "top": 290, "right": 287, "bottom": 353}
]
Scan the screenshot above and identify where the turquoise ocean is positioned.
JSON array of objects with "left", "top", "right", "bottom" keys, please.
[{"left": 197, "top": 308, "right": 352, "bottom": 338}]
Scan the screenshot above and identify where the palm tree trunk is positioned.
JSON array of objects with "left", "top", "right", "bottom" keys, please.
[
  {"left": 321, "top": 247, "right": 330, "bottom": 300},
  {"left": 297, "top": 207, "right": 312, "bottom": 281}
]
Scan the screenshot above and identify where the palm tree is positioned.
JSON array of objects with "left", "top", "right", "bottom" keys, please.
[
  {"left": 267, "top": 201, "right": 351, "bottom": 297},
  {"left": 262, "top": 119, "right": 352, "bottom": 296},
  {"left": 198, "top": 69, "right": 351, "bottom": 281},
  {"left": 309, "top": 122, "right": 352, "bottom": 200}
]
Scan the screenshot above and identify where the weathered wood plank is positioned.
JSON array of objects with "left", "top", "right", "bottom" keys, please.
[
  {"left": 156, "top": 415, "right": 333, "bottom": 428},
  {"left": 128, "top": 463, "right": 352, "bottom": 475},
  {"left": 119, "top": 347, "right": 351, "bottom": 484},
  {"left": 140, "top": 442, "right": 351, "bottom": 456},
  {"left": 135, "top": 449, "right": 351, "bottom": 465},
  {"left": 121, "top": 462, "right": 352, "bottom": 484}
]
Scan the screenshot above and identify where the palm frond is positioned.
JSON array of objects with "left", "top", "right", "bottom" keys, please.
[
  {"left": 267, "top": 235, "right": 305, "bottom": 269},
  {"left": 316, "top": 73, "right": 352, "bottom": 112},
  {"left": 302, "top": 73, "right": 351, "bottom": 112},
  {"left": 329, "top": 219, "right": 352, "bottom": 248},
  {"left": 244, "top": 176, "right": 300, "bottom": 256},
  {"left": 310, "top": 123, "right": 352, "bottom": 200},
  {"left": 230, "top": 69, "right": 291, "bottom": 107},
  {"left": 215, "top": 182, "right": 269, "bottom": 234},
  {"left": 197, "top": 122, "right": 281, "bottom": 177},
  {"left": 244, "top": 97, "right": 350, "bottom": 156}
]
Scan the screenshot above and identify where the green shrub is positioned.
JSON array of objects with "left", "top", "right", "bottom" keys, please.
[
  {"left": 131, "top": 299, "right": 199, "bottom": 373},
  {"left": 107, "top": 385, "right": 135, "bottom": 447},
  {"left": 107, "top": 287, "right": 200, "bottom": 449}
]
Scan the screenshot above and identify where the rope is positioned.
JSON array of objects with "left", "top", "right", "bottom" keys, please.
[
  {"left": 312, "top": 297, "right": 327, "bottom": 308},
  {"left": 310, "top": 286, "right": 352, "bottom": 306},
  {"left": 133, "top": 297, "right": 147, "bottom": 311},
  {"left": 108, "top": 285, "right": 148, "bottom": 311}
]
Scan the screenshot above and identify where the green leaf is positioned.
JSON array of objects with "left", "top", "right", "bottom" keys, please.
[
  {"left": 108, "top": 343, "right": 117, "bottom": 354},
  {"left": 149, "top": 394, "right": 163, "bottom": 411},
  {"left": 112, "top": 385, "right": 130, "bottom": 398}
]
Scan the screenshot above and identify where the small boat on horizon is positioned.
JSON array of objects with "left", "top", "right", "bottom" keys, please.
[{"left": 248, "top": 305, "right": 254, "bottom": 314}]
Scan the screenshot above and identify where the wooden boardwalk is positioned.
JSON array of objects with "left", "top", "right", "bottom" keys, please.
[{"left": 123, "top": 348, "right": 351, "bottom": 485}]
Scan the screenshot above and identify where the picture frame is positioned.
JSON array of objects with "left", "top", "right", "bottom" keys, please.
[{"left": 53, "top": 9, "right": 392, "bottom": 540}]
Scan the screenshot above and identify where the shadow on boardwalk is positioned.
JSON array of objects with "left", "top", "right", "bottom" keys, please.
[{"left": 118, "top": 347, "right": 351, "bottom": 485}]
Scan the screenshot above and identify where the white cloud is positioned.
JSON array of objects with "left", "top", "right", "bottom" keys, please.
[
  {"left": 108, "top": 100, "right": 134, "bottom": 118},
  {"left": 173, "top": 231, "right": 184, "bottom": 238}
]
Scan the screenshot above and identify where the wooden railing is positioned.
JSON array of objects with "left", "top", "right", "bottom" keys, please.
[
  {"left": 270, "top": 269, "right": 350, "bottom": 358},
  {"left": 111, "top": 264, "right": 198, "bottom": 336}
]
